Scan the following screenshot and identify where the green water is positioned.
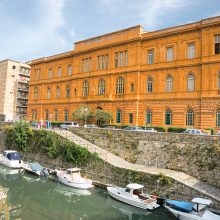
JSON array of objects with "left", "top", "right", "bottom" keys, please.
[{"left": 0, "top": 165, "right": 177, "bottom": 220}]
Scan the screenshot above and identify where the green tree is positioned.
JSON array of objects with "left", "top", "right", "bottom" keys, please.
[
  {"left": 72, "top": 106, "right": 94, "bottom": 124},
  {"left": 95, "top": 109, "right": 113, "bottom": 125},
  {"left": 11, "top": 120, "right": 33, "bottom": 152}
]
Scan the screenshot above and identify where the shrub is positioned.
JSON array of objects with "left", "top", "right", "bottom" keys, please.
[
  {"left": 5, "top": 120, "right": 33, "bottom": 152},
  {"left": 167, "top": 127, "right": 186, "bottom": 133}
]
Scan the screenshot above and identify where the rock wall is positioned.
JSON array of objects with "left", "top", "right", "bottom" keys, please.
[{"left": 70, "top": 128, "right": 220, "bottom": 188}]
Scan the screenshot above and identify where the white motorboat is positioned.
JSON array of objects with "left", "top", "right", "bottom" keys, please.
[
  {"left": 0, "top": 150, "right": 23, "bottom": 168},
  {"left": 165, "top": 197, "right": 220, "bottom": 220},
  {"left": 23, "top": 162, "right": 49, "bottom": 177},
  {"left": 56, "top": 168, "right": 94, "bottom": 190},
  {"left": 107, "top": 183, "right": 160, "bottom": 210}
]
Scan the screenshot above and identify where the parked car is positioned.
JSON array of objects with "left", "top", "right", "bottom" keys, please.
[
  {"left": 84, "top": 124, "right": 99, "bottom": 128},
  {"left": 215, "top": 131, "right": 220, "bottom": 136},
  {"left": 59, "top": 122, "right": 79, "bottom": 129},
  {"left": 142, "top": 127, "right": 158, "bottom": 132},
  {"left": 182, "top": 128, "right": 205, "bottom": 135},
  {"left": 124, "top": 126, "right": 143, "bottom": 131}
]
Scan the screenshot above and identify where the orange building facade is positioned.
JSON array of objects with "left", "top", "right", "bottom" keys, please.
[{"left": 28, "top": 16, "right": 220, "bottom": 129}]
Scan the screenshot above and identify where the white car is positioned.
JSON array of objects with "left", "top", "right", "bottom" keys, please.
[
  {"left": 142, "top": 127, "right": 157, "bottom": 132},
  {"left": 59, "top": 122, "right": 79, "bottom": 129},
  {"left": 182, "top": 129, "right": 205, "bottom": 135}
]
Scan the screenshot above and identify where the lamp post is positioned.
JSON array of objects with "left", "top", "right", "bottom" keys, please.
[{"left": 84, "top": 107, "right": 88, "bottom": 127}]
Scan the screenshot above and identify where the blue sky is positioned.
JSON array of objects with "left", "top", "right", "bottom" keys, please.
[{"left": 0, "top": 0, "right": 220, "bottom": 62}]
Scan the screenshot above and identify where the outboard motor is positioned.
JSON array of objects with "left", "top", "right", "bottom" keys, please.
[{"left": 40, "top": 168, "right": 49, "bottom": 177}]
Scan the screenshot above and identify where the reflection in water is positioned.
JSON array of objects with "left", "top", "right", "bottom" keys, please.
[{"left": 0, "top": 165, "right": 177, "bottom": 220}]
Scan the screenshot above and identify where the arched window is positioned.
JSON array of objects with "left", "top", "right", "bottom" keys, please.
[
  {"left": 45, "top": 110, "right": 49, "bottom": 121},
  {"left": 166, "top": 76, "right": 173, "bottom": 92},
  {"left": 147, "top": 77, "right": 153, "bottom": 93},
  {"left": 82, "top": 80, "right": 89, "bottom": 97},
  {"left": 186, "top": 109, "right": 194, "bottom": 126},
  {"left": 187, "top": 74, "right": 195, "bottom": 91},
  {"left": 34, "top": 86, "right": 39, "bottom": 99},
  {"left": 98, "top": 79, "right": 105, "bottom": 95},
  {"left": 56, "top": 87, "right": 60, "bottom": 98},
  {"left": 165, "top": 109, "right": 172, "bottom": 125},
  {"left": 64, "top": 110, "right": 68, "bottom": 121},
  {"left": 188, "top": 43, "right": 195, "bottom": 59},
  {"left": 54, "top": 109, "right": 58, "bottom": 121},
  {"left": 216, "top": 109, "right": 220, "bottom": 127},
  {"left": 116, "top": 77, "right": 124, "bottom": 94},
  {"left": 47, "top": 88, "right": 51, "bottom": 99},
  {"left": 146, "top": 110, "right": 152, "bottom": 125},
  {"left": 116, "top": 109, "right": 122, "bottom": 123},
  {"left": 66, "top": 85, "right": 70, "bottom": 98}
]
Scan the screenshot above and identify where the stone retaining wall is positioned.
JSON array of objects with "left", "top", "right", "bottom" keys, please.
[{"left": 70, "top": 128, "right": 220, "bottom": 188}]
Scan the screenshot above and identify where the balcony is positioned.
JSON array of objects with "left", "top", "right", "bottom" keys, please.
[
  {"left": 16, "top": 102, "right": 28, "bottom": 107},
  {"left": 18, "top": 87, "right": 29, "bottom": 92},
  {"left": 17, "top": 95, "right": 28, "bottom": 100},
  {"left": 19, "top": 69, "right": 30, "bottom": 77}
]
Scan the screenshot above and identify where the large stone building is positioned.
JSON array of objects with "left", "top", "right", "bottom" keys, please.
[
  {"left": 0, "top": 59, "right": 30, "bottom": 121},
  {"left": 27, "top": 16, "right": 220, "bottom": 129}
]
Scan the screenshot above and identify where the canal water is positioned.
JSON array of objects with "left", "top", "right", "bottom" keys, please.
[{"left": 0, "top": 165, "right": 177, "bottom": 220}]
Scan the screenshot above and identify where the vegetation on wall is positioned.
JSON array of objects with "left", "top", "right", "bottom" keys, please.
[
  {"left": 5, "top": 120, "right": 33, "bottom": 152},
  {"left": 5, "top": 121, "right": 99, "bottom": 166}
]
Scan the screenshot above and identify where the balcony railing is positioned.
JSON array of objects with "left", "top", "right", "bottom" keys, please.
[{"left": 17, "top": 95, "right": 28, "bottom": 100}]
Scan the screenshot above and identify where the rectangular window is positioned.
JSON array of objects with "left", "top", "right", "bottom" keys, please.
[
  {"left": 58, "top": 67, "right": 61, "bottom": 76},
  {"left": 68, "top": 65, "right": 72, "bottom": 75},
  {"left": 148, "top": 50, "right": 154, "bottom": 64},
  {"left": 89, "top": 57, "right": 92, "bottom": 72},
  {"left": 131, "top": 83, "right": 134, "bottom": 92},
  {"left": 82, "top": 59, "right": 84, "bottom": 72},
  {"left": 124, "top": 50, "right": 128, "bottom": 66},
  {"left": 129, "top": 114, "right": 133, "bottom": 124},
  {"left": 119, "top": 51, "right": 123, "bottom": 67},
  {"left": 167, "top": 47, "right": 174, "bottom": 62},
  {"left": 48, "top": 69, "right": 52, "bottom": 78},
  {"left": 105, "top": 54, "right": 109, "bottom": 69},
  {"left": 101, "top": 55, "right": 105, "bottom": 69},
  {"left": 97, "top": 56, "right": 101, "bottom": 70},
  {"left": 215, "top": 35, "right": 220, "bottom": 55},
  {"left": 12, "top": 65, "right": 16, "bottom": 70},
  {"left": 115, "top": 52, "right": 118, "bottom": 68},
  {"left": 85, "top": 58, "right": 89, "bottom": 72}
]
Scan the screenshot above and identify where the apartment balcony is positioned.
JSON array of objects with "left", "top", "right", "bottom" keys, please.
[
  {"left": 19, "top": 69, "right": 30, "bottom": 77},
  {"left": 18, "top": 77, "right": 30, "bottom": 84},
  {"left": 17, "top": 87, "right": 29, "bottom": 92},
  {"left": 16, "top": 102, "right": 28, "bottom": 107},
  {"left": 17, "top": 95, "right": 28, "bottom": 100}
]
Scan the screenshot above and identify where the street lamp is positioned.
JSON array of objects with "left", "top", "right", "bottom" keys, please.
[{"left": 84, "top": 107, "right": 88, "bottom": 127}]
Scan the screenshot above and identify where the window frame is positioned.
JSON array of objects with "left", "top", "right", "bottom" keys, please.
[
  {"left": 187, "top": 73, "right": 195, "bottom": 92},
  {"left": 116, "top": 77, "right": 124, "bottom": 95},
  {"left": 165, "top": 109, "right": 172, "bottom": 125},
  {"left": 166, "top": 47, "right": 174, "bottom": 62},
  {"left": 166, "top": 76, "right": 173, "bottom": 92},
  {"left": 186, "top": 109, "right": 194, "bottom": 126},
  {"left": 148, "top": 49, "right": 154, "bottom": 64},
  {"left": 187, "top": 43, "right": 195, "bottom": 59}
]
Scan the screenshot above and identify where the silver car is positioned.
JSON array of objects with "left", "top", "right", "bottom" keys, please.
[{"left": 59, "top": 122, "right": 79, "bottom": 129}]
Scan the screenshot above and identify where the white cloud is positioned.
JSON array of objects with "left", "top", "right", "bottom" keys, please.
[
  {"left": 0, "top": 0, "right": 68, "bottom": 61},
  {"left": 140, "top": 0, "right": 191, "bottom": 30}
]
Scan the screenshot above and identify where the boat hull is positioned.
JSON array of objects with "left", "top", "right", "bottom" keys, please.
[
  {"left": 165, "top": 206, "right": 220, "bottom": 220},
  {"left": 0, "top": 155, "right": 23, "bottom": 169},
  {"left": 107, "top": 187, "right": 159, "bottom": 210}
]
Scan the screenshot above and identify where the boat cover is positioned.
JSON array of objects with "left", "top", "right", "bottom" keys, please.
[
  {"left": 30, "top": 163, "right": 44, "bottom": 172},
  {"left": 166, "top": 199, "right": 193, "bottom": 213},
  {"left": 203, "top": 210, "right": 220, "bottom": 220}
]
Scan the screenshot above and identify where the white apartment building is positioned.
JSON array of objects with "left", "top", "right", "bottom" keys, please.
[{"left": 0, "top": 59, "right": 30, "bottom": 121}]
